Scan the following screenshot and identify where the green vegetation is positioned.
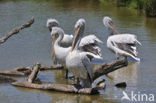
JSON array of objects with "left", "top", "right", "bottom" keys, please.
[
  {"left": 145, "top": 0, "right": 156, "bottom": 17},
  {"left": 99, "top": 0, "right": 156, "bottom": 17}
]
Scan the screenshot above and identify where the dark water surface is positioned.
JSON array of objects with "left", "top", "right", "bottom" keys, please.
[{"left": 0, "top": 0, "right": 156, "bottom": 103}]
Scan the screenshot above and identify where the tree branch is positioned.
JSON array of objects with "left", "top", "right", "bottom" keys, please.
[
  {"left": 27, "top": 62, "right": 40, "bottom": 83},
  {"left": 0, "top": 17, "right": 34, "bottom": 44},
  {"left": 93, "top": 58, "right": 128, "bottom": 80},
  {"left": 0, "top": 65, "right": 63, "bottom": 77}
]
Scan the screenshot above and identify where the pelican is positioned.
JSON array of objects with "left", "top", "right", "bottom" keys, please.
[
  {"left": 51, "top": 19, "right": 102, "bottom": 81},
  {"left": 66, "top": 19, "right": 101, "bottom": 88},
  {"left": 47, "top": 18, "right": 102, "bottom": 60},
  {"left": 47, "top": 18, "right": 73, "bottom": 47},
  {"left": 103, "top": 16, "right": 141, "bottom": 61}
]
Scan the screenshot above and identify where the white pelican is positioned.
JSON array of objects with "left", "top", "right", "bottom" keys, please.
[
  {"left": 47, "top": 18, "right": 102, "bottom": 60},
  {"left": 47, "top": 18, "right": 73, "bottom": 47},
  {"left": 51, "top": 19, "right": 102, "bottom": 81},
  {"left": 103, "top": 16, "right": 141, "bottom": 61},
  {"left": 66, "top": 19, "right": 101, "bottom": 88}
]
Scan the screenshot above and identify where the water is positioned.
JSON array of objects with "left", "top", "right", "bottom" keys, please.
[{"left": 0, "top": 0, "right": 156, "bottom": 103}]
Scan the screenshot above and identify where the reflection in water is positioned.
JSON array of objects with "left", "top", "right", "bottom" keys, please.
[
  {"left": 53, "top": 70, "right": 71, "bottom": 84},
  {"left": 14, "top": 86, "right": 120, "bottom": 103},
  {"left": 108, "top": 62, "right": 138, "bottom": 85},
  {"left": 144, "top": 17, "right": 156, "bottom": 42}
]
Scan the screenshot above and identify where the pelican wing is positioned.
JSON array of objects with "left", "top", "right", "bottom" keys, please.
[
  {"left": 80, "top": 53, "right": 93, "bottom": 82},
  {"left": 79, "top": 35, "right": 103, "bottom": 57},
  {"left": 79, "top": 35, "right": 103, "bottom": 46},
  {"left": 107, "top": 34, "right": 141, "bottom": 61},
  {"left": 109, "top": 34, "right": 141, "bottom": 45},
  {"left": 115, "top": 42, "right": 137, "bottom": 56}
]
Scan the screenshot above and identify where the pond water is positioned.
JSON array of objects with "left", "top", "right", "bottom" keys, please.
[{"left": 0, "top": 0, "right": 156, "bottom": 103}]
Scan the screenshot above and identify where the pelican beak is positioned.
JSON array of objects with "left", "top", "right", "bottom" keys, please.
[
  {"left": 110, "top": 22, "right": 120, "bottom": 34},
  {"left": 71, "top": 26, "right": 81, "bottom": 51},
  {"left": 51, "top": 36, "right": 56, "bottom": 59}
]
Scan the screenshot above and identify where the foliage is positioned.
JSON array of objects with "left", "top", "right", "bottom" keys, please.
[
  {"left": 145, "top": 0, "right": 156, "bottom": 17},
  {"left": 99, "top": 0, "right": 156, "bottom": 17}
]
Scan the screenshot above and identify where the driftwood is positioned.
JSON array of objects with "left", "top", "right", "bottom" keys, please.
[
  {"left": 0, "top": 17, "right": 34, "bottom": 44},
  {"left": 27, "top": 62, "right": 40, "bottom": 83},
  {"left": 0, "top": 75, "right": 16, "bottom": 84},
  {"left": 12, "top": 82, "right": 98, "bottom": 94},
  {"left": 93, "top": 58, "right": 128, "bottom": 80},
  {"left": 0, "top": 67, "right": 31, "bottom": 76},
  {"left": 0, "top": 66, "right": 63, "bottom": 77},
  {"left": 12, "top": 62, "right": 99, "bottom": 94},
  {"left": 11, "top": 59, "right": 127, "bottom": 95}
]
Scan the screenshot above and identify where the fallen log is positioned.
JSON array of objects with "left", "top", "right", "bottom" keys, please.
[
  {"left": 0, "top": 17, "right": 34, "bottom": 44},
  {"left": 12, "top": 81, "right": 98, "bottom": 94}
]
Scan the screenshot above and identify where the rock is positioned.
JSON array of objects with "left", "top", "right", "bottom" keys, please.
[{"left": 115, "top": 82, "right": 127, "bottom": 88}]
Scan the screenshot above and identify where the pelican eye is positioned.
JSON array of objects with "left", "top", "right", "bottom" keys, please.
[{"left": 55, "top": 33, "right": 59, "bottom": 38}]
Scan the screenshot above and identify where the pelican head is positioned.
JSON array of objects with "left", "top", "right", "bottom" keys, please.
[
  {"left": 51, "top": 27, "right": 64, "bottom": 37},
  {"left": 71, "top": 18, "right": 86, "bottom": 51},
  {"left": 75, "top": 18, "right": 85, "bottom": 34},
  {"left": 46, "top": 18, "right": 60, "bottom": 32},
  {"left": 51, "top": 27, "right": 64, "bottom": 59},
  {"left": 103, "top": 16, "right": 120, "bottom": 35}
]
